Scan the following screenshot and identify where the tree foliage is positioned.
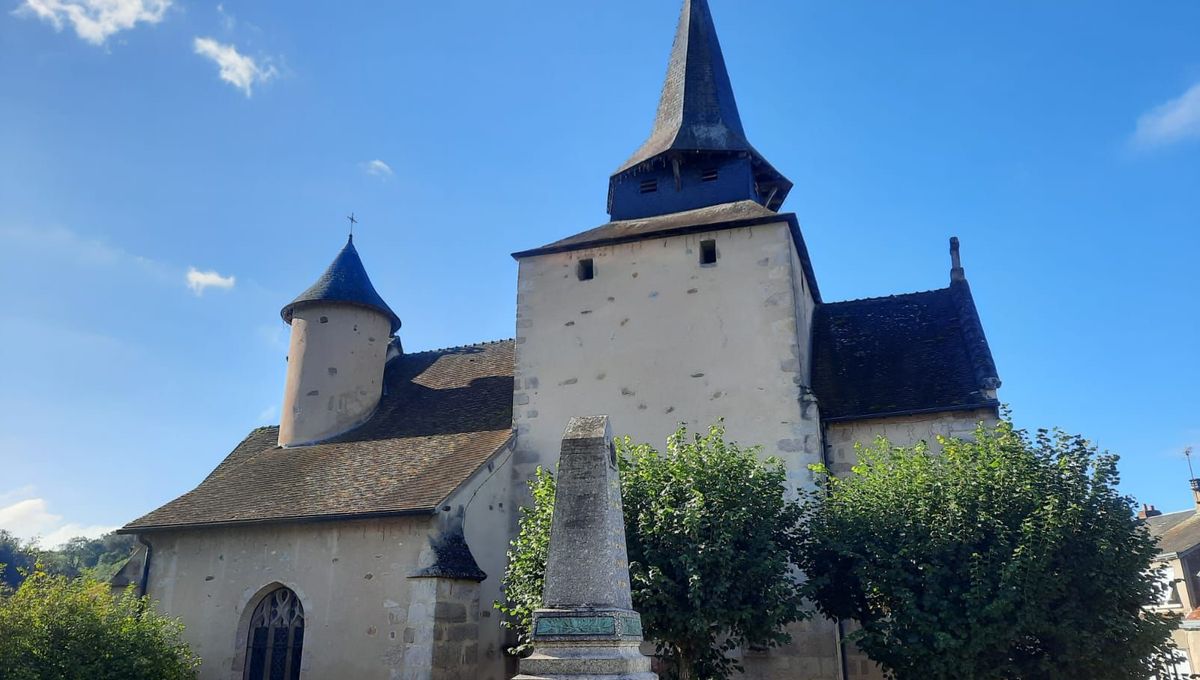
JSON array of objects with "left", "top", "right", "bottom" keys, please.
[
  {"left": 0, "top": 569, "right": 199, "bottom": 680},
  {"left": 496, "top": 466, "right": 556, "bottom": 655},
  {"left": 621, "top": 424, "right": 808, "bottom": 680},
  {"left": 497, "top": 423, "right": 808, "bottom": 680},
  {"left": 0, "top": 531, "right": 136, "bottom": 588},
  {"left": 796, "top": 420, "right": 1181, "bottom": 680},
  {"left": 0, "top": 530, "right": 36, "bottom": 590}
]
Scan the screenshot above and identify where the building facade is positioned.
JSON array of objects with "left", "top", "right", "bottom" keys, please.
[
  {"left": 118, "top": 2, "right": 1002, "bottom": 679},
  {"left": 1143, "top": 487, "right": 1200, "bottom": 679}
]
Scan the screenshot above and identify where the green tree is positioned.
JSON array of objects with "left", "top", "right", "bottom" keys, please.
[
  {"left": 0, "top": 569, "right": 199, "bottom": 680},
  {"left": 0, "top": 530, "right": 35, "bottom": 590},
  {"left": 497, "top": 423, "right": 808, "bottom": 680},
  {"left": 796, "top": 420, "right": 1181, "bottom": 680},
  {"left": 495, "top": 466, "right": 556, "bottom": 655},
  {"left": 0, "top": 531, "right": 136, "bottom": 587},
  {"left": 56, "top": 533, "right": 137, "bottom": 580}
]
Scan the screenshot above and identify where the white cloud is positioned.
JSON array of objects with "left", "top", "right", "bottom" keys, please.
[
  {"left": 1133, "top": 81, "right": 1200, "bottom": 149},
  {"left": 0, "top": 494, "right": 116, "bottom": 549},
  {"left": 193, "top": 36, "right": 277, "bottom": 97},
  {"left": 16, "top": 0, "right": 170, "bottom": 46},
  {"left": 186, "top": 266, "right": 236, "bottom": 295},
  {"left": 363, "top": 159, "right": 394, "bottom": 178},
  {"left": 256, "top": 404, "right": 278, "bottom": 424}
]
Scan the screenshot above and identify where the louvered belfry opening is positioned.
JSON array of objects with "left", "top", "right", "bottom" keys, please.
[{"left": 244, "top": 587, "right": 305, "bottom": 680}]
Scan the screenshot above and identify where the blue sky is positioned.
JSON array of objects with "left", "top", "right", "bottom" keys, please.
[{"left": 1, "top": 0, "right": 1198, "bottom": 545}]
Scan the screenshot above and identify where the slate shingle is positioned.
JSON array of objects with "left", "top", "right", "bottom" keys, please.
[
  {"left": 1146, "top": 509, "right": 1200, "bottom": 557},
  {"left": 281, "top": 236, "right": 402, "bottom": 333},
  {"left": 812, "top": 280, "right": 1001, "bottom": 422},
  {"left": 122, "top": 341, "right": 515, "bottom": 531}
]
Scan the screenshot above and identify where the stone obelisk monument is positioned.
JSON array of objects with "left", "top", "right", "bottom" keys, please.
[{"left": 515, "top": 415, "right": 657, "bottom": 680}]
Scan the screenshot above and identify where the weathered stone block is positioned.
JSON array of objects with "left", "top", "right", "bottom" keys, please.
[
  {"left": 434, "top": 602, "right": 467, "bottom": 623},
  {"left": 445, "top": 624, "right": 478, "bottom": 642}
]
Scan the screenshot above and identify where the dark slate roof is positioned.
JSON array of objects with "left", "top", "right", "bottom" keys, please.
[
  {"left": 615, "top": 0, "right": 790, "bottom": 208},
  {"left": 281, "top": 236, "right": 402, "bottom": 333},
  {"left": 1145, "top": 509, "right": 1200, "bottom": 557},
  {"left": 812, "top": 279, "right": 1001, "bottom": 422},
  {"left": 410, "top": 525, "right": 488, "bottom": 582},
  {"left": 512, "top": 200, "right": 822, "bottom": 302},
  {"left": 122, "top": 341, "right": 515, "bottom": 532}
]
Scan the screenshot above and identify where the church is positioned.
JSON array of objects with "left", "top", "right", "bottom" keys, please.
[{"left": 116, "top": 1, "right": 1001, "bottom": 679}]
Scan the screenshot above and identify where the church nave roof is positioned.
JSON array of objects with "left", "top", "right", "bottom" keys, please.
[{"left": 122, "top": 340, "right": 515, "bottom": 532}]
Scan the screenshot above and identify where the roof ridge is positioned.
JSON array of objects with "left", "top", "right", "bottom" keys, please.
[
  {"left": 406, "top": 338, "right": 515, "bottom": 356},
  {"left": 821, "top": 287, "right": 949, "bottom": 307}
]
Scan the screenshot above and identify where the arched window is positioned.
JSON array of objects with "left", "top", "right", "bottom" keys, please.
[{"left": 244, "top": 587, "right": 304, "bottom": 680}]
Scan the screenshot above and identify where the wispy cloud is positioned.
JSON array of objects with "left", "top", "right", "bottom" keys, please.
[
  {"left": 1133, "top": 81, "right": 1200, "bottom": 149},
  {"left": 216, "top": 2, "right": 235, "bottom": 32},
  {"left": 186, "top": 266, "right": 236, "bottom": 295},
  {"left": 193, "top": 36, "right": 277, "bottom": 97},
  {"left": 16, "top": 0, "right": 170, "bottom": 46},
  {"left": 363, "top": 159, "right": 394, "bottom": 178},
  {"left": 0, "top": 224, "right": 170, "bottom": 280},
  {"left": 0, "top": 491, "right": 116, "bottom": 548},
  {"left": 256, "top": 323, "right": 288, "bottom": 352}
]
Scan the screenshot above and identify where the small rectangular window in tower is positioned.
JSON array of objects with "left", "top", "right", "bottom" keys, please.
[
  {"left": 639, "top": 179, "right": 658, "bottom": 194},
  {"left": 699, "top": 239, "right": 717, "bottom": 265},
  {"left": 701, "top": 168, "right": 719, "bottom": 182},
  {"left": 577, "top": 258, "right": 595, "bottom": 281}
]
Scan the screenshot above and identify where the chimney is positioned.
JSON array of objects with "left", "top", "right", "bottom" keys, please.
[
  {"left": 950, "top": 237, "right": 966, "bottom": 283},
  {"left": 1138, "top": 504, "right": 1163, "bottom": 520}
]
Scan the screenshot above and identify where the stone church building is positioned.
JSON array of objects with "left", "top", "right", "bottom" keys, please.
[{"left": 117, "top": 1, "right": 1001, "bottom": 679}]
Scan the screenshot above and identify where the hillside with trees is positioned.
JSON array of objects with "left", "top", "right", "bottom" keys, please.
[{"left": 0, "top": 530, "right": 135, "bottom": 588}]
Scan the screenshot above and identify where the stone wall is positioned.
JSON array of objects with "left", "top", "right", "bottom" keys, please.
[
  {"left": 823, "top": 408, "right": 998, "bottom": 477},
  {"left": 511, "top": 221, "right": 821, "bottom": 503},
  {"left": 449, "top": 437, "right": 516, "bottom": 680},
  {"left": 144, "top": 516, "right": 436, "bottom": 680},
  {"left": 401, "top": 578, "right": 483, "bottom": 680}
]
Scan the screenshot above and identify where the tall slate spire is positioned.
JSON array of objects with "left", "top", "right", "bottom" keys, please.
[{"left": 608, "top": 0, "right": 791, "bottom": 221}]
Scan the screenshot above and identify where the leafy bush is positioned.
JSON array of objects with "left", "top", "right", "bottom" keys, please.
[
  {"left": 0, "top": 569, "right": 199, "bottom": 680},
  {"left": 796, "top": 420, "right": 1181, "bottom": 680}
]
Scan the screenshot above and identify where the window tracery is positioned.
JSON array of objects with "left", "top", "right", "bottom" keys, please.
[{"left": 244, "top": 587, "right": 304, "bottom": 680}]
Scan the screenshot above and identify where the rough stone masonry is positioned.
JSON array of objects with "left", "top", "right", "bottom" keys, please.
[{"left": 514, "top": 415, "right": 656, "bottom": 680}]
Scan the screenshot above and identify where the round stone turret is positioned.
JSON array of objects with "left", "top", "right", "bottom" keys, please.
[{"left": 277, "top": 235, "right": 400, "bottom": 447}]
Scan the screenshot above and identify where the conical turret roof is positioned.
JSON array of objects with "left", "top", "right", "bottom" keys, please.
[{"left": 281, "top": 236, "right": 401, "bottom": 333}]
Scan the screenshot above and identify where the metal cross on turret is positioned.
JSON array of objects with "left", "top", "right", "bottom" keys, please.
[{"left": 346, "top": 212, "right": 358, "bottom": 239}]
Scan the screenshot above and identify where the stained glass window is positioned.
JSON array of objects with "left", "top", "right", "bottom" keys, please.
[{"left": 244, "top": 587, "right": 304, "bottom": 680}]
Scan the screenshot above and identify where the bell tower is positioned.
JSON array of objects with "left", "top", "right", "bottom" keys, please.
[{"left": 607, "top": 0, "right": 792, "bottom": 221}]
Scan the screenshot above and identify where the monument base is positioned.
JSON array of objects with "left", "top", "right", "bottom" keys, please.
[
  {"left": 515, "top": 608, "right": 656, "bottom": 680},
  {"left": 514, "top": 641, "right": 656, "bottom": 680}
]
